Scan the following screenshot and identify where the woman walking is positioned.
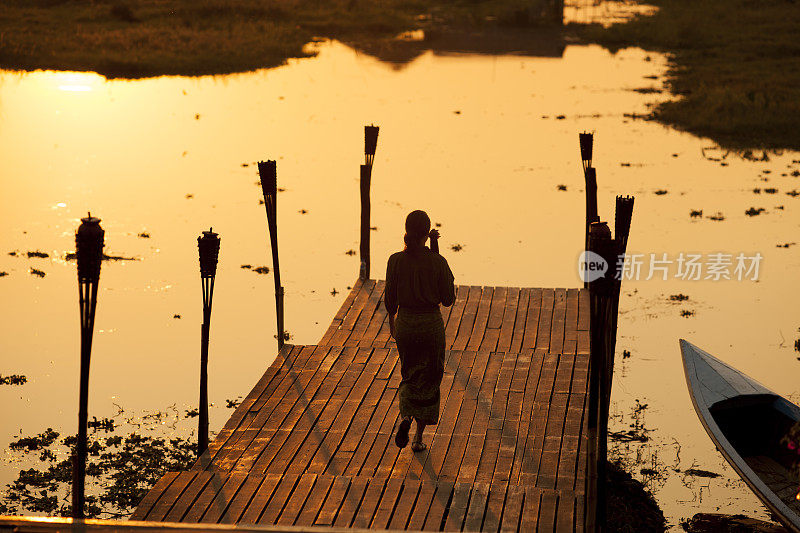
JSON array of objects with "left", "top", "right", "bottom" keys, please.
[{"left": 385, "top": 210, "right": 456, "bottom": 452}]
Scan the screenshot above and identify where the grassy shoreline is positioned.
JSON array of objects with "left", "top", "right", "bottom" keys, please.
[
  {"left": 0, "top": 0, "right": 558, "bottom": 78},
  {"left": 575, "top": 0, "right": 800, "bottom": 151}
]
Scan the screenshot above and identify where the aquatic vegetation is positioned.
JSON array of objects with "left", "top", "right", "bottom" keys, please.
[
  {"left": 0, "top": 272, "right": 8, "bottom": 277},
  {"left": 557, "top": 184, "right": 567, "bottom": 191},
  {"left": 252, "top": 266, "right": 270, "bottom": 274},
  {"left": 680, "top": 309, "right": 695, "bottom": 317},
  {"left": 669, "top": 294, "right": 689, "bottom": 301},
  {"left": 450, "top": 244, "right": 463, "bottom": 252},
  {"left": 29, "top": 268, "right": 45, "bottom": 278},
  {"left": 689, "top": 210, "right": 702, "bottom": 218},
  {"left": 137, "top": 232, "right": 150, "bottom": 239},
  {"left": 654, "top": 190, "right": 668, "bottom": 195},
  {"left": 26, "top": 251, "right": 49, "bottom": 259},
  {"left": 707, "top": 212, "right": 725, "bottom": 221},
  {"left": 0, "top": 429, "right": 195, "bottom": 518},
  {"left": 745, "top": 207, "right": 766, "bottom": 217}
]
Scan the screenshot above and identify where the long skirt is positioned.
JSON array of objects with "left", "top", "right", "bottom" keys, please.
[{"left": 394, "top": 309, "right": 446, "bottom": 425}]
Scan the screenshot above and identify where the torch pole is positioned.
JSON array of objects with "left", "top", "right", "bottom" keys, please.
[
  {"left": 73, "top": 214, "right": 104, "bottom": 519},
  {"left": 258, "top": 161, "right": 284, "bottom": 350},
  {"left": 361, "top": 125, "right": 379, "bottom": 280},
  {"left": 197, "top": 229, "right": 219, "bottom": 457}
]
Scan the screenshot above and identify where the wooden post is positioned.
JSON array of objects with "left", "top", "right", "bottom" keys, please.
[
  {"left": 360, "top": 125, "right": 379, "bottom": 280},
  {"left": 258, "top": 160, "right": 285, "bottom": 350},
  {"left": 360, "top": 164, "right": 371, "bottom": 280},
  {"left": 586, "top": 221, "right": 621, "bottom": 532}
]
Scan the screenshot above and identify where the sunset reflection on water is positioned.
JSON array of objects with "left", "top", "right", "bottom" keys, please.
[{"left": 1, "top": 40, "right": 799, "bottom": 526}]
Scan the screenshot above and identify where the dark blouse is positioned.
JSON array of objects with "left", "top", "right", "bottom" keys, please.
[{"left": 384, "top": 247, "right": 455, "bottom": 314}]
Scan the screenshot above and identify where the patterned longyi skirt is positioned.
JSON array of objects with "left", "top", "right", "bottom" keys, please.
[{"left": 394, "top": 309, "right": 446, "bottom": 425}]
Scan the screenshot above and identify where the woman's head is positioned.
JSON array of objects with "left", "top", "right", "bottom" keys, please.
[{"left": 404, "top": 210, "right": 430, "bottom": 249}]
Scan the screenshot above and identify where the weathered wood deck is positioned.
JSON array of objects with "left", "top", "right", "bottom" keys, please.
[{"left": 132, "top": 279, "right": 591, "bottom": 531}]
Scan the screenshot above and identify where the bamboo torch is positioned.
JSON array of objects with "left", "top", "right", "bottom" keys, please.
[
  {"left": 197, "top": 228, "right": 220, "bottom": 457},
  {"left": 72, "top": 213, "right": 104, "bottom": 518},
  {"left": 258, "top": 160, "right": 285, "bottom": 349}
]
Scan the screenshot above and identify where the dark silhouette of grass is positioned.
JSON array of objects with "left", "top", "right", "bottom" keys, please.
[
  {"left": 0, "top": 0, "right": 556, "bottom": 78},
  {"left": 576, "top": 0, "right": 800, "bottom": 150}
]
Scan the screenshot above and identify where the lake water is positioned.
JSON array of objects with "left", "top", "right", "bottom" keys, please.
[{"left": 1, "top": 37, "right": 799, "bottom": 528}]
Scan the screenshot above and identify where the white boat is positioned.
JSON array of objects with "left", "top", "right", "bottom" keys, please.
[{"left": 680, "top": 339, "right": 800, "bottom": 532}]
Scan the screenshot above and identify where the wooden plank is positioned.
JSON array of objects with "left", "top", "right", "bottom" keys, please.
[
  {"left": 337, "top": 364, "right": 389, "bottom": 455},
  {"left": 500, "top": 484, "right": 525, "bottom": 533},
  {"left": 452, "top": 286, "right": 483, "bottom": 351},
  {"left": 162, "top": 471, "right": 215, "bottom": 522},
  {"left": 535, "top": 289, "right": 555, "bottom": 351},
  {"left": 443, "top": 481, "right": 471, "bottom": 531},
  {"left": 406, "top": 479, "right": 437, "bottom": 531},
  {"left": 510, "top": 288, "right": 531, "bottom": 353},
  {"left": 563, "top": 288, "right": 579, "bottom": 355},
  {"left": 520, "top": 351, "right": 558, "bottom": 486},
  {"left": 422, "top": 482, "right": 453, "bottom": 531},
  {"left": 483, "top": 482, "right": 508, "bottom": 533},
  {"left": 333, "top": 476, "right": 370, "bottom": 528},
  {"left": 555, "top": 491, "right": 576, "bottom": 533},
  {"left": 444, "top": 285, "right": 470, "bottom": 348},
  {"left": 537, "top": 490, "right": 559, "bottom": 532},
  {"left": 200, "top": 473, "right": 247, "bottom": 523},
  {"left": 346, "top": 281, "right": 383, "bottom": 347},
  {"left": 438, "top": 350, "right": 491, "bottom": 483},
  {"left": 314, "top": 476, "right": 351, "bottom": 526},
  {"left": 350, "top": 477, "right": 386, "bottom": 529},
  {"left": 201, "top": 346, "right": 303, "bottom": 470},
  {"left": 521, "top": 288, "right": 542, "bottom": 351},
  {"left": 549, "top": 288, "right": 567, "bottom": 354},
  {"left": 141, "top": 471, "right": 195, "bottom": 521},
  {"left": 358, "top": 281, "right": 387, "bottom": 348},
  {"left": 276, "top": 473, "right": 317, "bottom": 525},
  {"left": 237, "top": 473, "right": 282, "bottom": 524},
  {"left": 130, "top": 471, "right": 178, "bottom": 521},
  {"left": 520, "top": 487, "right": 542, "bottom": 532},
  {"left": 256, "top": 473, "right": 300, "bottom": 525},
  {"left": 387, "top": 479, "right": 420, "bottom": 530},
  {"left": 466, "top": 286, "right": 494, "bottom": 350},
  {"left": 214, "top": 345, "right": 325, "bottom": 473},
  {"left": 497, "top": 287, "right": 520, "bottom": 352},
  {"left": 512, "top": 350, "right": 545, "bottom": 485},
  {"left": 480, "top": 286, "right": 507, "bottom": 351},
  {"left": 458, "top": 351, "right": 503, "bottom": 484},
  {"left": 427, "top": 349, "right": 478, "bottom": 480},
  {"left": 294, "top": 474, "right": 334, "bottom": 527},
  {"left": 219, "top": 474, "right": 268, "bottom": 524},
  {"left": 463, "top": 481, "right": 489, "bottom": 532},
  {"left": 343, "top": 386, "right": 397, "bottom": 477},
  {"left": 181, "top": 473, "right": 227, "bottom": 522}
]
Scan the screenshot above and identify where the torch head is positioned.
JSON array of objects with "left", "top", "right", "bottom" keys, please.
[
  {"left": 198, "top": 228, "right": 220, "bottom": 279},
  {"left": 579, "top": 132, "right": 593, "bottom": 163},
  {"left": 364, "top": 125, "right": 379, "bottom": 157},
  {"left": 614, "top": 195, "right": 635, "bottom": 242},
  {"left": 257, "top": 160, "right": 277, "bottom": 199},
  {"left": 76, "top": 214, "right": 104, "bottom": 283}
]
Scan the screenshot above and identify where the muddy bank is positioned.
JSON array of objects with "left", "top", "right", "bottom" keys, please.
[
  {"left": 0, "top": 0, "right": 561, "bottom": 78},
  {"left": 576, "top": 0, "right": 800, "bottom": 150}
]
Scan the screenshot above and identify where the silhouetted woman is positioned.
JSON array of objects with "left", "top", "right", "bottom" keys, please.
[{"left": 385, "top": 210, "right": 455, "bottom": 452}]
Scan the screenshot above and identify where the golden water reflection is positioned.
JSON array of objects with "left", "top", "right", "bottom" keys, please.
[{"left": 1, "top": 41, "right": 799, "bottom": 526}]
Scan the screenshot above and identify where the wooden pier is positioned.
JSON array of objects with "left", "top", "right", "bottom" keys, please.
[{"left": 132, "top": 279, "right": 591, "bottom": 531}]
